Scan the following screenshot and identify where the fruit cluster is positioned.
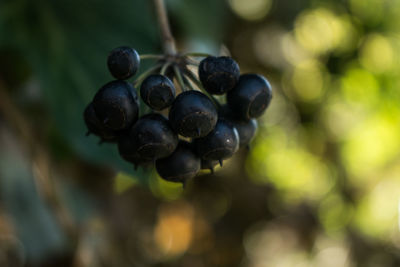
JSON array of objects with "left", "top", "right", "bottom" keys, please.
[{"left": 84, "top": 46, "right": 272, "bottom": 185}]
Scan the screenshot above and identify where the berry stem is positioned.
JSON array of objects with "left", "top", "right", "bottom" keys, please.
[
  {"left": 153, "top": 0, "right": 177, "bottom": 56},
  {"left": 184, "top": 52, "right": 213, "bottom": 57},
  {"left": 160, "top": 62, "right": 171, "bottom": 75},
  {"left": 140, "top": 54, "right": 164, "bottom": 60},
  {"left": 173, "top": 65, "right": 187, "bottom": 92},
  {"left": 133, "top": 63, "right": 163, "bottom": 86},
  {"left": 183, "top": 69, "right": 222, "bottom": 108},
  {"left": 182, "top": 75, "right": 196, "bottom": 91}
]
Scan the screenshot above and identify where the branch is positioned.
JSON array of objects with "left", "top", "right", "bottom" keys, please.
[{"left": 153, "top": 0, "right": 177, "bottom": 55}]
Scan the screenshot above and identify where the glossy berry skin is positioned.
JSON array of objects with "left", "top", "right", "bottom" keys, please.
[
  {"left": 107, "top": 46, "right": 140, "bottom": 80},
  {"left": 156, "top": 141, "right": 201, "bottom": 184},
  {"left": 219, "top": 105, "right": 258, "bottom": 147},
  {"left": 169, "top": 91, "right": 218, "bottom": 138},
  {"left": 199, "top": 56, "right": 240, "bottom": 95},
  {"left": 194, "top": 119, "right": 239, "bottom": 161},
  {"left": 127, "top": 114, "right": 178, "bottom": 160},
  {"left": 83, "top": 102, "right": 118, "bottom": 142},
  {"left": 140, "top": 74, "right": 175, "bottom": 110},
  {"left": 117, "top": 133, "right": 152, "bottom": 169},
  {"left": 227, "top": 74, "right": 272, "bottom": 120},
  {"left": 92, "top": 80, "right": 139, "bottom": 130}
]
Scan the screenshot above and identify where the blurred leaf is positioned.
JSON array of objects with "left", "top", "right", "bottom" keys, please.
[{"left": 0, "top": 0, "right": 160, "bottom": 181}]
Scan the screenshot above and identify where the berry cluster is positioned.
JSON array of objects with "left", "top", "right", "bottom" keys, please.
[{"left": 84, "top": 46, "right": 272, "bottom": 185}]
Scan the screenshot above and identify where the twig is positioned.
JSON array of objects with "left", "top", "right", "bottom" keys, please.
[
  {"left": 153, "top": 0, "right": 177, "bottom": 55},
  {"left": 173, "top": 66, "right": 186, "bottom": 92}
]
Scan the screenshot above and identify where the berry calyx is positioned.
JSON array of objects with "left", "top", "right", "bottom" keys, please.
[
  {"left": 140, "top": 74, "right": 176, "bottom": 110},
  {"left": 107, "top": 46, "right": 140, "bottom": 80},
  {"left": 169, "top": 91, "right": 218, "bottom": 138},
  {"left": 194, "top": 119, "right": 239, "bottom": 161},
  {"left": 156, "top": 141, "right": 201, "bottom": 184},
  {"left": 199, "top": 56, "right": 240, "bottom": 95},
  {"left": 227, "top": 74, "right": 272, "bottom": 120},
  {"left": 92, "top": 80, "right": 139, "bottom": 130},
  {"left": 127, "top": 113, "right": 178, "bottom": 160},
  {"left": 201, "top": 159, "right": 220, "bottom": 174}
]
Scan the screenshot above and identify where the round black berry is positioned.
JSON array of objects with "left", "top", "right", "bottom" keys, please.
[
  {"left": 128, "top": 114, "right": 178, "bottom": 160},
  {"left": 169, "top": 91, "right": 218, "bottom": 138},
  {"left": 155, "top": 141, "right": 201, "bottom": 184},
  {"left": 117, "top": 133, "right": 152, "bottom": 169},
  {"left": 92, "top": 80, "right": 139, "bottom": 130},
  {"left": 194, "top": 119, "right": 239, "bottom": 161},
  {"left": 107, "top": 46, "right": 140, "bottom": 80},
  {"left": 219, "top": 105, "right": 258, "bottom": 148},
  {"left": 140, "top": 74, "right": 175, "bottom": 110},
  {"left": 227, "top": 74, "right": 272, "bottom": 120},
  {"left": 83, "top": 102, "right": 118, "bottom": 142},
  {"left": 199, "top": 56, "right": 240, "bottom": 95}
]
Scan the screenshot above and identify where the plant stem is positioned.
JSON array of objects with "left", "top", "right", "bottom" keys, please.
[
  {"left": 173, "top": 66, "right": 186, "bottom": 92},
  {"left": 133, "top": 63, "right": 163, "bottom": 86},
  {"left": 140, "top": 54, "right": 164, "bottom": 60},
  {"left": 184, "top": 52, "right": 213, "bottom": 57},
  {"left": 183, "top": 69, "right": 221, "bottom": 108},
  {"left": 153, "top": 0, "right": 177, "bottom": 56}
]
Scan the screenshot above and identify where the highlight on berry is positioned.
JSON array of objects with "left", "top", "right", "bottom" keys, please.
[{"left": 83, "top": 46, "right": 272, "bottom": 186}]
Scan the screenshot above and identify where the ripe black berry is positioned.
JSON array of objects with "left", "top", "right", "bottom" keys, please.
[
  {"left": 199, "top": 56, "right": 240, "bottom": 95},
  {"left": 107, "top": 46, "right": 140, "bottom": 80},
  {"left": 117, "top": 133, "right": 152, "bottom": 169},
  {"left": 92, "top": 80, "right": 139, "bottom": 130},
  {"left": 219, "top": 105, "right": 258, "bottom": 148},
  {"left": 169, "top": 91, "right": 218, "bottom": 138},
  {"left": 227, "top": 74, "right": 272, "bottom": 120},
  {"left": 128, "top": 113, "right": 178, "bottom": 160},
  {"left": 83, "top": 102, "right": 118, "bottom": 143},
  {"left": 155, "top": 141, "right": 201, "bottom": 184},
  {"left": 194, "top": 119, "right": 239, "bottom": 161},
  {"left": 140, "top": 74, "right": 175, "bottom": 110}
]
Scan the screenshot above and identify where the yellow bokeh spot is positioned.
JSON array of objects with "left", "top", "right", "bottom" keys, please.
[
  {"left": 294, "top": 8, "right": 348, "bottom": 54},
  {"left": 113, "top": 172, "right": 138, "bottom": 194},
  {"left": 149, "top": 173, "right": 184, "bottom": 201},
  {"left": 353, "top": 176, "right": 400, "bottom": 239},
  {"left": 228, "top": 0, "right": 272, "bottom": 21},
  {"left": 341, "top": 67, "right": 379, "bottom": 105},
  {"left": 342, "top": 112, "right": 400, "bottom": 180},
  {"left": 247, "top": 126, "right": 333, "bottom": 202},
  {"left": 360, "top": 34, "right": 395, "bottom": 73},
  {"left": 154, "top": 202, "right": 194, "bottom": 257},
  {"left": 349, "top": 0, "right": 384, "bottom": 24},
  {"left": 291, "top": 60, "right": 326, "bottom": 102}
]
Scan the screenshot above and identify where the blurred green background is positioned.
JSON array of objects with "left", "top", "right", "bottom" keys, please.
[{"left": 1, "top": 0, "right": 400, "bottom": 266}]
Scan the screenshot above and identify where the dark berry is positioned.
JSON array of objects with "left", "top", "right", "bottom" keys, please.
[
  {"left": 107, "top": 46, "right": 140, "bottom": 80},
  {"left": 83, "top": 102, "right": 119, "bottom": 142},
  {"left": 127, "top": 114, "right": 178, "bottom": 160},
  {"left": 155, "top": 141, "right": 200, "bottom": 184},
  {"left": 140, "top": 74, "right": 175, "bottom": 110},
  {"left": 169, "top": 91, "right": 218, "bottom": 138},
  {"left": 227, "top": 74, "right": 272, "bottom": 120},
  {"left": 201, "top": 159, "right": 220, "bottom": 174},
  {"left": 194, "top": 119, "right": 239, "bottom": 161},
  {"left": 199, "top": 56, "right": 240, "bottom": 95},
  {"left": 117, "top": 133, "right": 152, "bottom": 169},
  {"left": 219, "top": 105, "right": 258, "bottom": 147},
  {"left": 92, "top": 80, "right": 139, "bottom": 130}
]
